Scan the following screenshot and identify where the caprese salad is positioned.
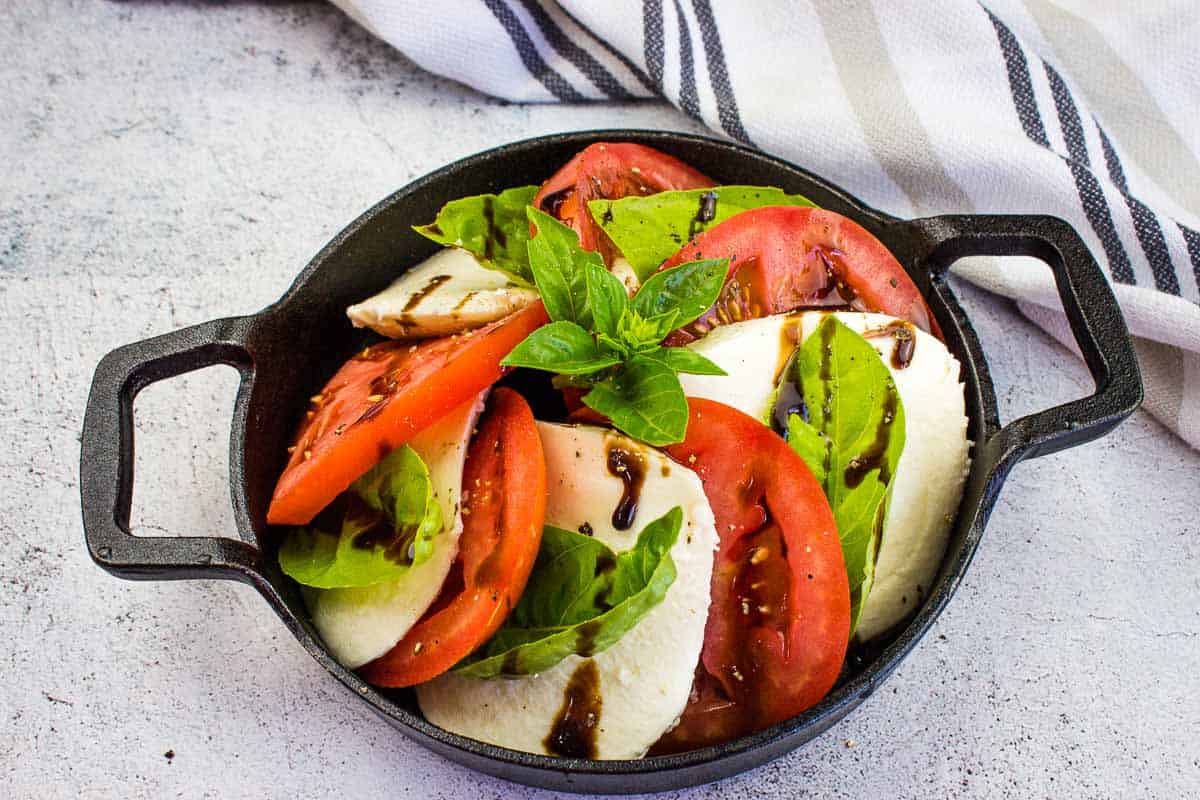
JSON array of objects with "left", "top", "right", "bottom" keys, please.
[{"left": 268, "top": 143, "right": 970, "bottom": 759}]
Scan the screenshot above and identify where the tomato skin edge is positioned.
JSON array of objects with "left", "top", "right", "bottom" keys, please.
[
  {"left": 358, "top": 387, "right": 547, "bottom": 688},
  {"left": 267, "top": 302, "right": 548, "bottom": 526},
  {"left": 656, "top": 398, "right": 850, "bottom": 750},
  {"left": 662, "top": 206, "right": 941, "bottom": 340},
  {"left": 532, "top": 142, "right": 714, "bottom": 258}
]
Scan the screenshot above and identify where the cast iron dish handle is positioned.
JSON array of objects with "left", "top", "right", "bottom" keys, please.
[
  {"left": 915, "top": 213, "right": 1142, "bottom": 468},
  {"left": 80, "top": 316, "right": 262, "bottom": 583}
]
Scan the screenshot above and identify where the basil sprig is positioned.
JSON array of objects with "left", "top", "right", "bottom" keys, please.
[
  {"left": 589, "top": 185, "right": 816, "bottom": 279},
  {"left": 277, "top": 445, "right": 443, "bottom": 589},
  {"left": 782, "top": 317, "right": 906, "bottom": 634},
  {"left": 501, "top": 207, "right": 727, "bottom": 446},
  {"left": 413, "top": 185, "right": 540, "bottom": 286},
  {"left": 454, "top": 507, "right": 682, "bottom": 679}
]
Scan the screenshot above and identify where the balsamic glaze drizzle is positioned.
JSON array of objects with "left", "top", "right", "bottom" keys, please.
[
  {"left": 605, "top": 444, "right": 646, "bottom": 531},
  {"left": 544, "top": 660, "right": 602, "bottom": 759}
]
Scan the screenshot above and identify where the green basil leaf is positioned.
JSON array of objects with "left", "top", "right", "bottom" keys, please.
[
  {"left": 643, "top": 310, "right": 683, "bottom": 346},
  {"left": 526, "top": 206, "right": 599, "bottom": 327},
  {"left": 505, "top": 211, "right": 731, "bottom": 449},
  {"left": 618, "top": 308, "right": 681, "bottom": 351},
  {"left": 630, "top": 258, "right": 727, "bottom": 329},
  {"left": 500, "top": 320, "right": 620, "bottom": 376},
  {"left": 414, "top": 186, "right": 539, "bottom": 285},
  {"left": 508, "top": 526, "right": 616, "bottom": 628},
  {"left": 278, "top": 446, "right": 443, "bottom": 589},
  {"left": 786, "top": 415, "right": 830, "bottom": 486},
  {"left": 607, "top": 510, "right": 679, "bottom": 602},
  {"left": 596, "top": 331, "right": 632, "bottom": 359},
  {"left": 582, "top": 356, "right": 689, "bottom": 446},
  {"left": 454, "top": 508, "right": 682, "bottom": 679},
  {"left": 585, "top": 260, "right": 628, "bottom": 339},
  {"left": 589, "top": 186, "right": 817, "bottom": 279},
  {"left": 640, "top": 346, "right": 727, "bottom": 376},
  {"left": 783, "top": 317, "right": 906, "bottom": 634}
]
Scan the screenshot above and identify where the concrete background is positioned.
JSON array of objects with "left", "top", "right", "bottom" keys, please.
[{"left": 2, "top": 2, "right": 1197, "bottom": 798}]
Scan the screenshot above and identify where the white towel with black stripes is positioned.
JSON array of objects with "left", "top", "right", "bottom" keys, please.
[{"left": 333, "top": 0, "right": 1200, "bottom": 449}]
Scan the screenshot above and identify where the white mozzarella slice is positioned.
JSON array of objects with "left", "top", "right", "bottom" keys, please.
[
  {"left": 417, "top": 422, "right": 718, "bottom": 759},
  {"left": 794, "top": 312, "right": 970, "bottom": 642},
  {"left": 677, "top": 313, "right": 795, "bottom": 422},
  {"left": 308, "top": 389, "right": 489, "bottom": 669},
  {"left": 346, "top": 248, "right": 538, "bottom": 339},
  {"left": 680, "top": 311, "right": 970, "bottom": 641}
]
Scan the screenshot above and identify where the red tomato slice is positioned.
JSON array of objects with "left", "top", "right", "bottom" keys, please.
[
  {"left": 533, "top": 142, "right": 714, "bottom": 258},
  {"left": 662, "top": 206, "right": 939, "bottom": 341},
  {"left": 653, "top": 398, "right": 850, "bottom": 752},
  {"left": 267, "top": 302, "right": 548, "bottom": 526},
  {"left": 359, "top": 387, "right": 547, "bottom": 687}
]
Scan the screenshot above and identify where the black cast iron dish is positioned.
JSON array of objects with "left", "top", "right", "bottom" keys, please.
[{"left": 81, "top": 131, "right": 1142, "bottom": 794}]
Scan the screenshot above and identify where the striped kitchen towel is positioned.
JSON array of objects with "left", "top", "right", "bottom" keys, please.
[{"left": 333, "top": 0, "right": 1200, "bottom": 449}]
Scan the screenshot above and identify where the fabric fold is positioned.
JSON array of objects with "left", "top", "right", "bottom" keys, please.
[{"left": 330, "top": 0, "right": 1200, "bottom": 449}]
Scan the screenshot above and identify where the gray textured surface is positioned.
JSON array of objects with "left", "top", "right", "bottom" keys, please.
[{"left": 2, "top": 2, "right": 1197, "bottom": 798}]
